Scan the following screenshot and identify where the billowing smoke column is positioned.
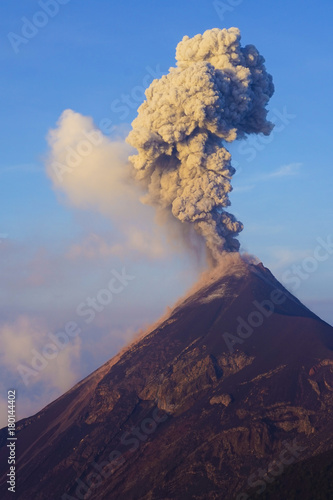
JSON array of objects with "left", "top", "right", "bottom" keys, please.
[{"left": 127, "top": 28, "right": 274, "bottom": 259}]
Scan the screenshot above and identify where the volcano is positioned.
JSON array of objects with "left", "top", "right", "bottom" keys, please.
[{"left": 1, "top": 258, "right": 333, "bottom": 500}]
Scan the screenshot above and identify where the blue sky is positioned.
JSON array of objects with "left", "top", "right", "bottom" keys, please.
[{"left": 0, "top": 0, "right": 332, "bottom": 423}]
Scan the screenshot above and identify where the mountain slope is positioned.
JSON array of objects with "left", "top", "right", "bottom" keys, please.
[{"left": 1, "top": 258, "right": 333, "bottom": 499}]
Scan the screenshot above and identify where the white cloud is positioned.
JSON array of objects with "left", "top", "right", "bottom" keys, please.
[
  {"left": 245, "top": 224, "right": 284, "bottom": 236},
  {"left": 232, "top": 163, "right": 302, "bottom": 193},
  {"left": 266, "top": 162, "right": 302, "bottom": 179},
  {"left": 0, "top": 313, "right": 85, "bottom": 426},
  {"left": 232, "top": 184, "right": 256, "bottom": 194},
  {"left": 0, "top": 163, "right": 43, "bottom": 176},
  {"left": 45, "top": 109, "right": 177, "bottom": 260},
  {"left": 264, "top": 245, "right": 312, "bottom": 271},
  {"left": 66, "top": 228, "right": 168, "bottom": 261},
  {"left": 0, "top": 315, "right": 82, "bottom": 393}
]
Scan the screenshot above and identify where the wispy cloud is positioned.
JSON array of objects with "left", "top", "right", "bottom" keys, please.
[
  {"left": 0, "top": 163, "right": 43, "bottom": 176},
  {"left": 0, "top": 315, "right": 82, "bottom": 427},
  {"left": 266, "top": 162, "right": 302, "bottom": 178},
  {"left": 66, "top": 229, "right": 168, "bottom": 260},
  {"left": 245, "top": 224, "right": 285, "bottom": 236},
  {"left": 232, "top": 162, "right": 303, "bottom": 193},
  {"left": 232, "top": 184, "right": 256, "bottom": 194},
  {"left": 265, "top": 245, "right": 312, "bottom": 270}
]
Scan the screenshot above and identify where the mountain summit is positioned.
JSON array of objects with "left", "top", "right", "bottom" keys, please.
[{"left": 1, "top": 257, "right": 333, "bottom": 499}]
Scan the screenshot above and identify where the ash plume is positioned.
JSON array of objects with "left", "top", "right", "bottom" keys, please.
[{"left": 127, "top": 28, "right": 274, "bottom": 260}]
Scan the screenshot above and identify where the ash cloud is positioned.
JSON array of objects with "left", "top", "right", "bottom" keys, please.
[{"left": 127, "top": 27, "right": 274, "bottom": 260}]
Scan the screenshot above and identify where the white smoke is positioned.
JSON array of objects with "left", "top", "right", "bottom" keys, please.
[
  {"left": 127, "top": 27, "right": 274, "bottom": 260},
  {"left": 45, "top": 109, "right": 173, "bottom": 260}
]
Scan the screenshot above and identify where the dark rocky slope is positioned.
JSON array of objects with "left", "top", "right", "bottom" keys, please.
[{"left": 1, "top": 259, "right": 333, "bottom": 499}]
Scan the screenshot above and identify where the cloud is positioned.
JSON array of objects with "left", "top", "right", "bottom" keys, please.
[
  {"left": 45, "top": 109, "right": 179, "bottom": 260},
  {"left": 127, "top": 27, "right": 274, "bottom": 258},
  {"left": 0, "top": 316, "right": 81, "bottom": 389},
  {"left": 232, "top": 184, "right": 256, "bottom": 194},
  {"left": 66, "top": 229, "right": 167, "bottom": 260},
  {"left": 245, "top": 223, "right": 284, "bottom": 235},
  {"left": 0, "top": 233, "right": 181, "bottom": 427},
  {"left": 0, "top": 163, "right": 43, "bottom": 176},
  {"left": 0, "top": 105, "right": 210, "bottom": 426},
  {"left": 0, "top": 315, "right": 82, "bottom": 426},
  {"left": 232, "top": 162, "right": 302, "bottom": 193},
  {"left": 46, "top": 109, "right": 137, "bottom": 216},
  {"left": 264, "top": 245, "right": 312, "bottom": 271},
  {"left": 266, "top": 162, "right": 302, "bottom": 178}
]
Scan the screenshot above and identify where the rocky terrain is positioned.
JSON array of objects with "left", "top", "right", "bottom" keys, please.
[{"left": 1, "top": 258, "right": 333, "bottom": 499}]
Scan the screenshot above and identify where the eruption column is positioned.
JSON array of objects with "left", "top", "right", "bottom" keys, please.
[{"left": 127, "top": 28, "right": 274, "bottom": 259}]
